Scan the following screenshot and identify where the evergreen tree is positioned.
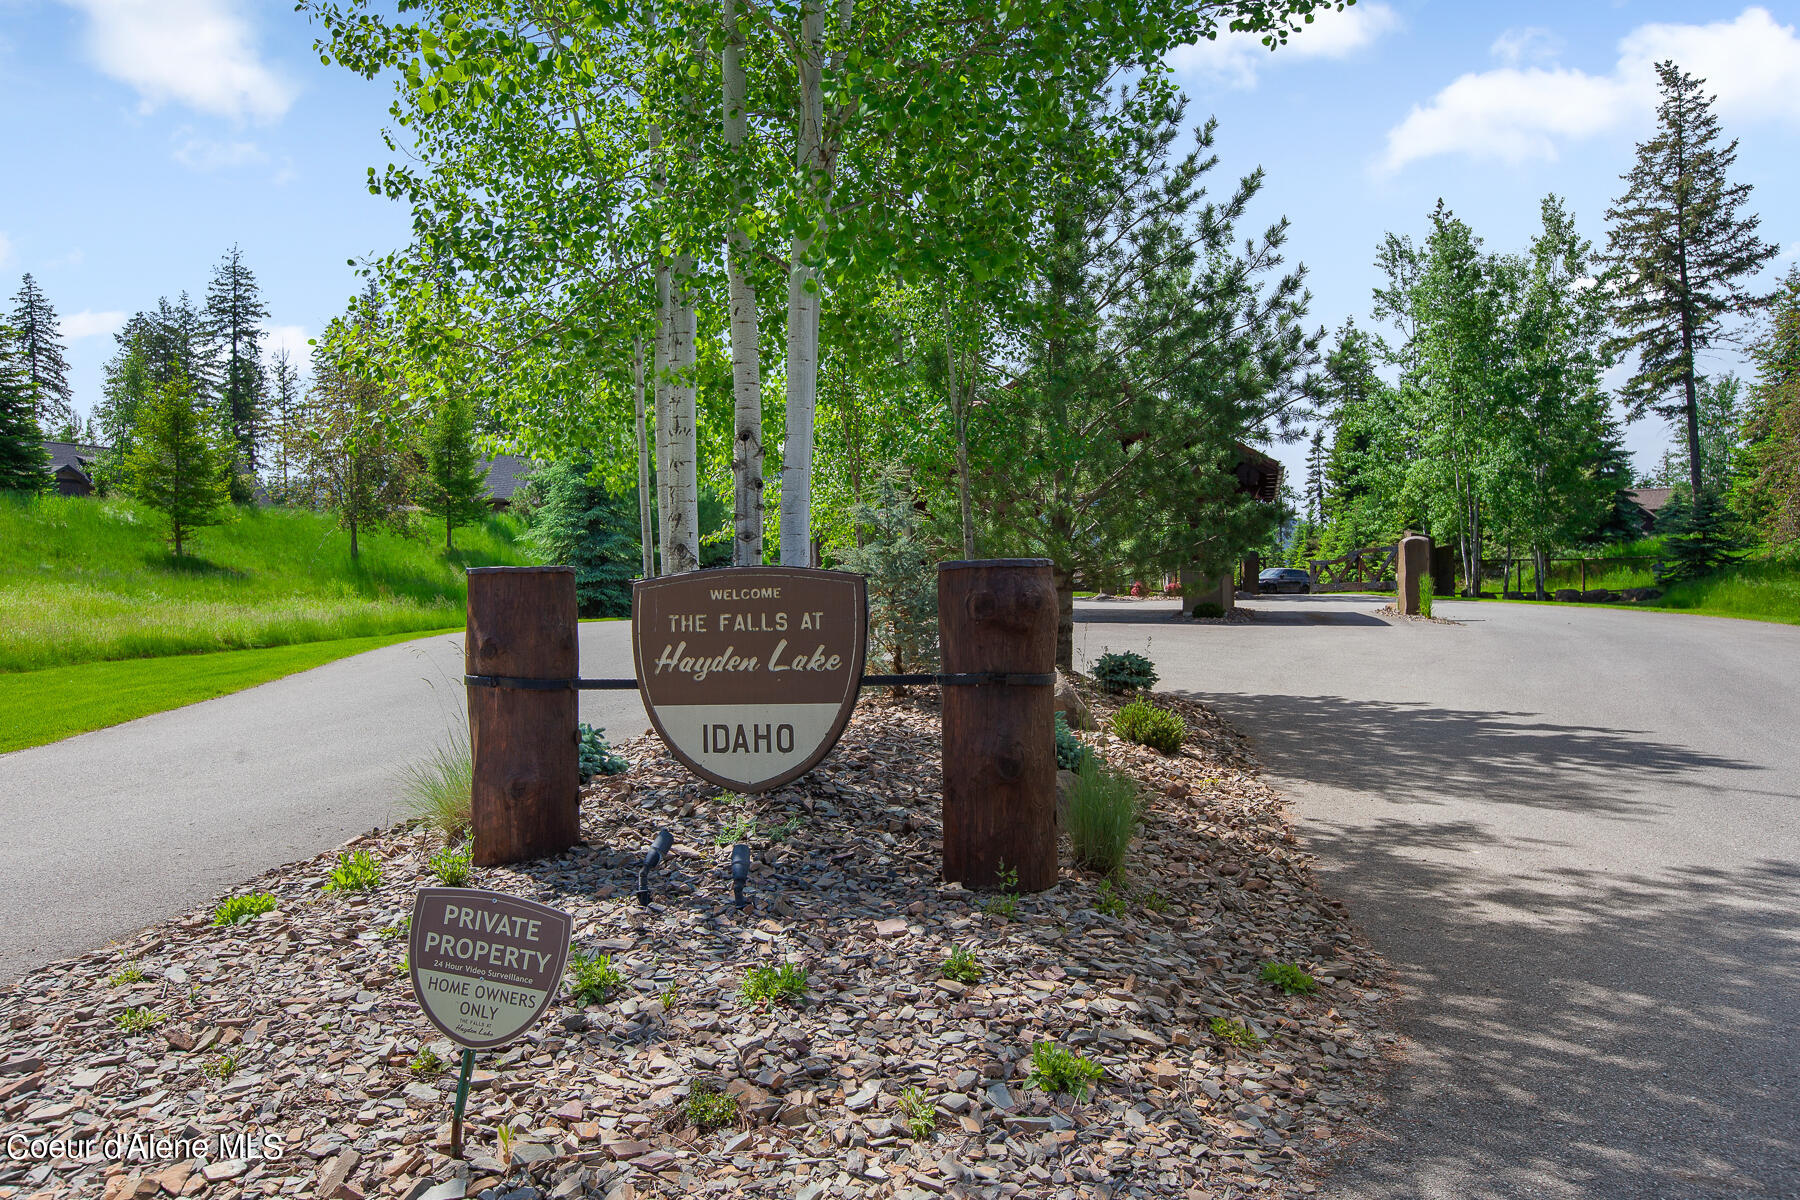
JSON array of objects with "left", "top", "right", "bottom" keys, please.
[
  {"left": 1737, "top": 265, "right": 1800, "bottom": 546},
  {"left": 121, "top": 374, "right": 232, "bottom": 557},
  {"left": 1587, "top": 426, "right": 1642, "bottom": 543},
  {"left": 8, "top": 274, "right": 75, "bottom": 432},
  {"left": 1654, "top": 491, "right": 1747, "bottom": 585},
  {"left": 0, "top": 319, "right": 49, "bottom": 493},
  {"left": 264, "top": 348, "right": 306, "bottom": 500},
  {"left": 1302, "top": 428, "right": 1326, "bottom": 522},
  {"left": 524, "top": 459, "right": 640, "bottom": 617},
  {"left": 1604, "top": 62, "right": 1779, "bottom": 501},
  {"left": 836, "top": 472, "right": 939, "bottom": 679},
  {"left": 418, "top": 391, "right": 491, "bottom": 550},
  {"left": 204, "top": 246, "right": 271, "bottom": 469}
]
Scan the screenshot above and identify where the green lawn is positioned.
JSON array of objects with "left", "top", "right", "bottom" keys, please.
[
  {"left": 0, "top": 494, "right": 540, "bottom": 673},
  {"left": 1446, "top": 559, "right": 1800, "bottom": 627},
  {"left": 0, "top": 629, "right": 460, "bottom": 754}
]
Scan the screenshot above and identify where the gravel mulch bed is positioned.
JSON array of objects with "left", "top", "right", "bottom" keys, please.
[
  {"left": 0, "top": 682, "right": 1395, "bottom": 1200},
  {"left": 1371, "top": 606, "right": 1460, "bottom": 625}
]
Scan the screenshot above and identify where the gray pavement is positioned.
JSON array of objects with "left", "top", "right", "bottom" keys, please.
[
  {"left": 1074, "top": 594, "right": 1800, "bottom": 1200},
  {"left": 0, "top": 621, "right": 648, "bottom": 984}
]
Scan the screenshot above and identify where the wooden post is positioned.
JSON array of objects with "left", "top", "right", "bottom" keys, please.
[
  {"left": 939, "top": 559, "right": 1058, "bottom": 892},
  {"left": 466, "top": 566, "right": 580, "bottom": 866},
  {"left": 1240, "top": 551, "right": 1260, "bottom": 592},
  {"left": 1397, "top": 535, "right": 1430, "bottom": 615}
]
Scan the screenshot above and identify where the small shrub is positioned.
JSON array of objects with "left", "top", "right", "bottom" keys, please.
[
  {"left": 578, "top": 723, "right": 629, "bottom": 782},
  {"left": 1260, "top": 962, "right": 1317, "bottom": 995},
  {"left": 1054, "top": 712, "right": 1095, "bottom": 773},
  {"left": 941, "top": 946, "right": 983, "bottom": 984},
  {"left": 1027, "top": 1040, "right": 1104, "bottom": 1099},
  {"left": 740, "top": 962, "right": 808, "bottom": 1005},
  {"left": 1111, "top": 699, "right": 1185, "bottom": 754},
  {"left": 1067, "top": 762, "right": 1140, "bottom": 875},
  {"left": 568, "top": 951, "right": 624, "bottom": 1005},
  {"left": 108, "top": 963, "right": 146, "bottom": 986},
  {"left": 380, "top": 916, "right": 411, "bottom": 940},
  {"left": 324, "top": 849, "right": 382, "bottom": 893},
  {"left": 398, "top": 734, "right": 472, "bottom": 841},
  {"left": 429, "top": 844, "right": 473, "bottom": 887},
  {"left": 1091, "top": 649, "right": 1158, "bottom": 694},
  {"left": 1141, "top": 890, "right": 1170, "bottom": 914},
  {"left": 1210, "top": 1016, "right": 1262, "bottom": 1048},
  {"left": 115, "top": 1006, "right": 164, "bottom": 1034},
  {"left": 897, "top": 1086, "right": 937, "bottom": 1140},
  {"left": 212, "top": 892, "right": 277, "bottom": 927},
  {"left": 409, "top": 1046, "right": 448, "bottom": 1076},
  {"left": 1190, "top": 600, "right": 1224, "bottom": 619},
  {"left": 1094, "top": 877, "right": 1128, "bottom": 918},
  {"left": 207, "top": 1052, "right": 239, "bottom": 1081},
  {"left": 685, "top": 1079, "right": 739, "bottom": 1132}
]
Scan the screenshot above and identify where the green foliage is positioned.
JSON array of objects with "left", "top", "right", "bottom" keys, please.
[
  {"left": 836, "top": 472, "right": 939, "bottom": 676},
  {"left": 211, "top": 893, "right": 277, "bottom": 927},
  {"left": 1094, "top": 877, "right": 1128, "bottom": 918},
  {"left": 121, "top": 373, "right": 232, "bottom": 558},
  {"left": 1140, "top": 890, "right": 1170, "bottom": 914},
  {"left": 1189, "top": 600, "right": 1225, "bottom": 619},
  {"left": 1260, "top": 962, "right": 1318, "bottom": 995},
  {"left": 1027, "top": 1041, "right": 1104, "bottom": 1099},
  {"left": 1053, "top": 711, "right": 1095, "bottom": 773},
  {"left": 1090, "top": 650, "right": 1158, "bottom": 694},
  {"left": 380, "top": 916, "right": 411, "bottom": 940},
  {"left": 0, "top": 321, "right": 48, "bottom": 493},
  {"left": 715, "top": 812, "right": 756, "bottom": 846},
  {"left": 940, "top": 946, "right": 983, "bottom": 984},
  {"left": 897, "top": 1087, "right": 937, "bottom": 1140},
  {"left": 684, "top": 1080, "right": 739, "bottom": 1133},
  {"left": 569, "top": 951, "right": 624, "bottom": 1005},
  {"left": 1210, "top": 1017, "right": 1262, "bottom": 1048},
  {"left": 1654, "top": 492, "right": 1748, "bottom": 584},
  {"left": 418, "top": 391, "right": 492, "bottom": 551},
  {"left": 429, "top": 844, "right": 473, "bottom": 887},
  {"left": 1111, "top": 699, "right": 1185, "bottom": 754},
  {"left": 1068, "top": 762, "right": 1141, "bottom": 876},
  {"left": 1737, "top": 264, "right": 1800, "bottom": 548},
  {"left": 577, "top": 723, "right": 628, "bottom": 782},
  {"left": 983, "top": 862, "right": 1021, "bottom": 919},
  {"left": 108, "top": 963, "right": 146, "bottom": 986},
  {"left": 523, "top": 459, "right": 641, "bottom": 618},
  {"left": 739, "top": 962, "right": 808, "bottom": 1005},
  {"left": 409, "top": 1046, "right": 448, "bottom": 1076},
  {"left": 115, "top": 1006, "right": 164, "bottom": 1034},
  {"left": 400, "top": 733, "right": 472, "bottom": 841},
  {"left": 207, "top": 1052, "right": 240, "bottom": 1081},
  {"left": 323, "top": 849, "right": 382, "bottom": 893},
  {"left": 1417, "top": 590, "right": 1433, "bottom": 619}
]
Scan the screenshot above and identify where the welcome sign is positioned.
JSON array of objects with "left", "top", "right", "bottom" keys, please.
[
  {"left": 633, "top": 567, "right": 867, "bottom": 792},
  {"left": 408, "top": 887, "right": 571, "bottom": 1049}
]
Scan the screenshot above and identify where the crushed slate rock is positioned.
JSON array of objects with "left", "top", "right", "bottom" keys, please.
[
  {"left": 0, "top": 681, "right": 1397, "bottom": 1200},
  {"left": 1371, "top": 606, "right": 1461, "bottom": 626}
]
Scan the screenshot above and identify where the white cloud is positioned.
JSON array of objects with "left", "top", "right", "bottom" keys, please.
[
  {"left": 1490, "top": 27, "right": 1563, "bottom": 67},
  {"left": 171, "top": 128, "right": 267, "bottom": 171},
  {"left": 1170, "top": 2, "right": 1401, "bottom": 88},
  {"left": 63, "top": 310, "right": 128, "bottom": 340},
  {"left": 260, "top": 323, "right": 310, "bottom": 360},
  {"left": 61, "top": 0, "right": 295, "bottom": 122},
  {"left": 1382, "top": 7, "right": 1800, "bottom": 172}
]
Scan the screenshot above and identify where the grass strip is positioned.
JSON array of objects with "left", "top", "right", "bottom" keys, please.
[{"left": 0, "top": 629, "right": 458, "bottom": 755}]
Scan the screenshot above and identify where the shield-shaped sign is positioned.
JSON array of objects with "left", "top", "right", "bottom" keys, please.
[
  {"left": 408, "top": 887, "right": 572, "bottom": 1050},
  {"left": 633, "top": 566, "right": 867, "bottom": 792}
]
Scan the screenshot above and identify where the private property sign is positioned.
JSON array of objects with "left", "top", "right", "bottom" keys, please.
[
  {"left": 633, "top": 566, "right": 867, "bottom": 792},
  {"left": 408, "top": 887, "right": 571, "bottom": 1049}
]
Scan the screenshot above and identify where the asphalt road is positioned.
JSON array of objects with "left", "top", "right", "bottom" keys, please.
[
  {"left": 1074, "top": 594, "right": 1800, "bottom": 1200},
  {"left": 0, "top": 621, "right": 648, "bottom": 985}
]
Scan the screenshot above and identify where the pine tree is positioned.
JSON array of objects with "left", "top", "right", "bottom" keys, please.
[
  {"left": 264, "top": 348, "right": 305, "bottom": 500},
  {"left": 121, "top": 374, "right": 232, "bottom": 557},
  {"left": 418, "top": 391, "right": 490, "bottom": 551},
  {"left": 1604, "top": 62, "right": 1779, "bottom": 501},
  {"left": 9, "top": 274, "right": 75, "bottom": 432},
  {"left": 0, "top": 319, "right": 49, "bottom": 493},
  {"left": 1303, "top": 428, "right": 1327, "bottom": 522},
  {"left": 523, "top": 459, "right": 641, "bottom": 618},
  {"left": 204, "top": 246, "right": 271, "bottom": 470}
]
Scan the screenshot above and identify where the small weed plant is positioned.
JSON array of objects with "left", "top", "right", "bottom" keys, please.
[
  {"left": 1111, "top": 699, "right": 1185, "bottom": 754},
  {"left": 1260, "top": 962, "right": 1318, "bottom": 995},
  {"left": 495, "top": 1123, "right": 515, "bottom": 1163},
  {"left": 380, "top": 916, "right": 411, "bottom": 940},
  {"left": 409, "top": 1046, "right": 448, "bottom": 1076},
  {"left": 940, "top": 946, "right": 983, "bottom": 984},
  {"left": 1094, "top": 877, "right": 1128, "bottom": 918},
  {"left": 207, "top": 1052, "right": 239, "bottom": 1081},
  {"left": 1211, "top": 1017, "right": 1262, "bottom": 1048},
  {"left": 115, "top": 1006, "right": 164, "bottom": 1034},
  {"left": 983, "top": 862, "right": 1021, "bottom": 919},
  {"left": 428, "top": 844, "right": 473, "bottom": 887},
  {"left": 398, "top": 732, "right": 472, "bottom": 841},
  {"left": 1067, "top": 762, "right": 1141, "bottom": 875},
  {"left": 1054, "top": 712, "right": 1095, "bottom": 773},
  {"left": 740, "top": 962, "right": 808, "bottom": 1005},
  {"left": 568, "top": 951, "right": 624, "bottom": 1005},
  {"left": 897, "top": 1086, "right": 937, "bottom": 1140},
  {"left": 684, "top": 1080, "right": 739, "bottom": 1132},
  {"left": 1028, "top": 1040, "right": 1104, "bottom": 1099},
  {"left": 108, "top": 963, "right": 145, "bottom": 986},
  {"left": 1141, "top": 890, "right": 1170, "bottom": 914},
  {"left": 715, "top": 812, "right": 757, "bottom": 846},
  {"left": 763, "top": 814, "right": 805, "bottom": 842},
  {"left": 324, "top": 849, "right": 382, "bottom": 893},
  {"left": 1091, "top": 649, "right": 1158, "bottom": 694},
  {"left": 578, "top": 723, "right": 629, "bottom": 782},
  {"left": 659, "top": 981, "right": 682, "bottom": 1010},
  {"left": 211, "top": 892, "right": 276, "bottom": 927}
]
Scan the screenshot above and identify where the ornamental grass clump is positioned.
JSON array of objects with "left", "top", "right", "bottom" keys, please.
[
  {"left": 398, "top": 733, "right": 472, "bottom": 842},
  {"left": 1090, "top": 650, "right": 1158, "bottom": 694},
  {"left": 1111, "top": 699, "right": 1185, "bottom": 754},
  {"left": 1067, "top": 762, "right": 1140, "bottom": 876}
]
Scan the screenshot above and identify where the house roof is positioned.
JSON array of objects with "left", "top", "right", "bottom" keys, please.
[
  {"left": 1625, "top": 487, "right": 1673, "bottom": 513},
  {"left": 43, "top": 441, "right": 107, "bottom": 480},
  {"left": 479, "top": 454, "right": 534, "bottom": 502}
]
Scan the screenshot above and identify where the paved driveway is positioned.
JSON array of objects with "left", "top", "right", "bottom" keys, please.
[
  {"left": 1074, "top": 594, "right": 1799, "bottom": 1200},
  {"left": 0, "top": 622, "right": 647, "bottom": 984}
]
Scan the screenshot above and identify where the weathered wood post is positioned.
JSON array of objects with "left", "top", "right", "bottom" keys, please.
[
  {"left": 466, "top": 566, "right": 580, "bottom": 866},
  {"left": 939, "top": 559, "right": 1058, "bottom": 892},
  {"left": 1241, "top": 551, "right": 1261, "bottom": 593},
  {"left": 1397, "top": 535, "right": 1431, "bottom": 615}
]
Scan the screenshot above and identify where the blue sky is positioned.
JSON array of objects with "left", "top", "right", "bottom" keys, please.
[{"left": 1, "top": 0, "right": 1796, "bottom": 485}]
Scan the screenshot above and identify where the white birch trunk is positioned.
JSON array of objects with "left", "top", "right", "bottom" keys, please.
[
  {"left": 633, "top": 334, "right": 654, "bottom": 580},
  {"left": 667, "top": 264, "right": 701, "bottom": 573},
  {"left": 655, "top": 260, "right": 673, "bottom": 576},
  {"left": 779, "top": 0, "right": 825, "bottom": 567},
  {"left": 723, "top": 0, "right": 763, "bottom": 566}
]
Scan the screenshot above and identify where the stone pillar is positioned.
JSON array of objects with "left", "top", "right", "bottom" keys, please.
[
  {"left": 1240, "top": 551, "right": 1261, "bottom": 593},
  {"left": 1397, "top": 535, "right": 1431, "bottom": 615}
]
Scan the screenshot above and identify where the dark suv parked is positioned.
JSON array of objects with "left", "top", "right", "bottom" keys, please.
[{"left": 1257, "top": 567, "right": 1311, "bottom": 594}]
